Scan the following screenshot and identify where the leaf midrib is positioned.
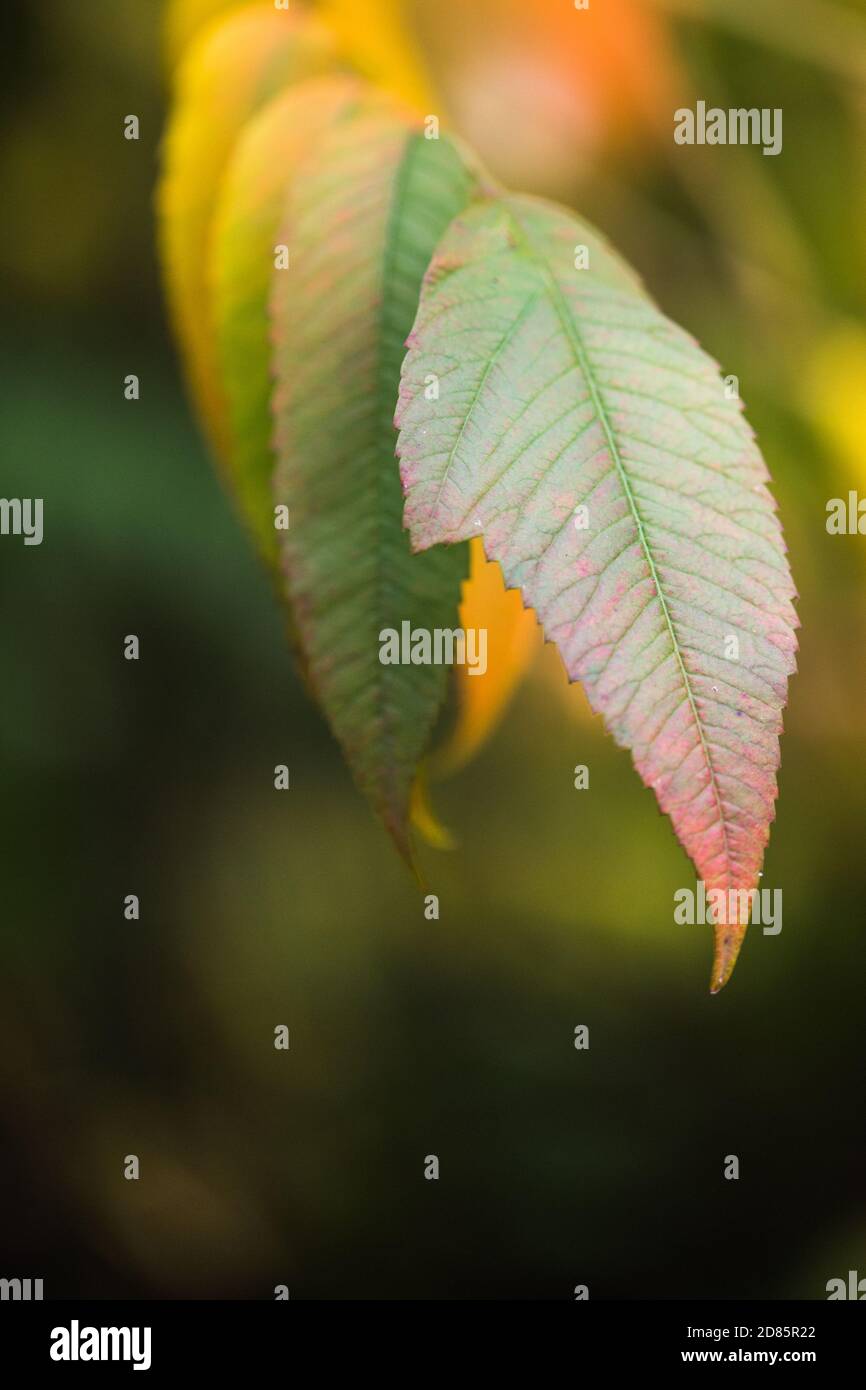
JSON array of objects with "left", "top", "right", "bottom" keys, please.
[{"left": 504, "top": 202, "right": 733, "bottom": 882}]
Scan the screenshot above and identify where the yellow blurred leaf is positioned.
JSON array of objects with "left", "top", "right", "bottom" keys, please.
[
  {"left": 164, "top": 0, "right": 254, "bottom": 71},
  {"left": 157, "top": 4, "right": 337, "bottom": 460},
  {"left": 318, "top": 0, "right": 435, "bottom": 111},
  {"left": 166, "top": 0, "right": 438, "bottom": 111},
  {"left": 807, "top": 323, "right": 866, "bottom": 487},
  {"left": 535, "top": 638, "right": 595, "bottom": 726},
  {"left": 432, "top": 539, "right": 542, "bottom": 777},
  {"left": 409, "top": 766, "right": 457, "bottom": 851}
]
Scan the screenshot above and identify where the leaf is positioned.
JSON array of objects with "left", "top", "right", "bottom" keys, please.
[
  {"left": 396, "top": 194, "right": 798, "bottom": 988},
  {"left": 163, "top": 0, "right": 250, "bottom": 71},
  {"left": 318, "top": 0, "right": 437, "bottom": 110},
  {"left": 270, "top": 111, "right": 490, "bottom": 862},
  {"left": 807, "top": 322, "right": 866, "bottom": 496},
  {"left": 211, "top": 75, "right": 366, "bottom": 562},
  {"left": 165, "top": 0, "right": 438, "bottom": 104},
  {"left": 157, "top": 4, "right": 337, "bottom": 461},
  {"left": 433, "top": 538, "right": 542, "bottom": 776},
  {"left": 321, "top": 0, "right": 546, "bottom": 780},
  {"left": 409, "top": 766, "right": 457, "bottom": 851}
]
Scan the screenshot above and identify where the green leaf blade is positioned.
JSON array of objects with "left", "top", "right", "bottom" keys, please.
[
  {"left": 397, "top": 195, "right": 798, "bottom": 985},
  {"left": 270, "top": 113, "right": 489, "bottom": 860}
]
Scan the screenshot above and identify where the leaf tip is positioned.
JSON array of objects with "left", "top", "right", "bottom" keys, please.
[
  {"left": 709, "top": 919, "right": 748, "bottom": 994},
  {"left": 410, "top": 769, "right": 457, "bottom": 851}
]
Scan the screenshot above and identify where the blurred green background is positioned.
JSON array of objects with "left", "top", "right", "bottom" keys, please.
[{"left": 0, "top": 0, "right": 864, "bottom": 1299}]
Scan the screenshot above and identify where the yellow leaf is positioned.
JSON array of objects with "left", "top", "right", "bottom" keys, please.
[
  {"left": 164, "top": 0, "right": 254, "bottom": 72},
  {"left": 432, "top": 539, "right": 542, "bottom": 777},
  {"left": 157, "top": 4, "right": 337, "bottom": 461},
  {"left": 536, "top": 638, "right": 595, "bottom": 725},
  {"left": 318, "top": 0, "right": 436, "bottom": 111},
  {"left": 409, "top": 766, "right": 457, "bottom": 852},
  {"left": 806, "top": 322, "right": 866, "bottom": 488},
  {"left": 166, "top": 0, "right": 437, "bottom": 112},
  {"left": 211, "top": 75, "right": 368, "bottom": 560}
]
